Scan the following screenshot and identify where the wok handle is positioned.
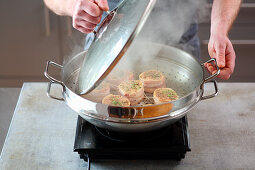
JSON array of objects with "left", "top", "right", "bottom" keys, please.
[
  {"left": 201, "top": 79, "right": 218, "bottom": 100},
  {"left": 44, "top": 61, "right": 65, "bottom": 101},
  {"left": 201, "top": 58, "right": 221, "bottom": 82},
  {"left": 47, "top": 81, "right": 64, "bottom": 101}
]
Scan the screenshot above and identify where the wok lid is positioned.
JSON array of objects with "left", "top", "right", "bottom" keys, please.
[{"left": 77, "top": 0, "right": 157, "bottom": 95}]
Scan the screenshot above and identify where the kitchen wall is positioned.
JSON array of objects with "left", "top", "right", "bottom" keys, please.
[{"left": 0, "top": 1, "right": 84, "bottom": 87}]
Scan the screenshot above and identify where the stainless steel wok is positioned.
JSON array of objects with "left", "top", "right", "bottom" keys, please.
[{"left": 44, "top": 42, "right": 220, "bottom": 132}]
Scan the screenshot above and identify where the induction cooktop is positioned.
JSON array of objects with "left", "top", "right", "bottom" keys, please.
[{"left": 74, "top": 116, "right": 190, "bottom": 170}]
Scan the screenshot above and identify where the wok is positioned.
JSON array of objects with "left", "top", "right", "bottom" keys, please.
[{"left": 44, "top": 42, "right": 220, "bottom": 132}]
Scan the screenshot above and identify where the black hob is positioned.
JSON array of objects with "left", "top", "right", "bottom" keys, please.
[{"left": 74, "top": 116, "right": 190, "bottom": 169}]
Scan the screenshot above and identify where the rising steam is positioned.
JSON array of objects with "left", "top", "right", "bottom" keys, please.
[{"left": 110, "top": 0, "right": 209, "bottom": 76}]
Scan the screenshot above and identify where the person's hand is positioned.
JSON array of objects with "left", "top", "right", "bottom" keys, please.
[
  {"left": 72, "top": 0, "right": 109, "bottom": 34},
  {"left": 206, "top": 32, "right": 236, "bottom": 80}
]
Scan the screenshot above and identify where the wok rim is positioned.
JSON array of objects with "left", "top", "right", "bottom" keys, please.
[{"left": 63, "top": 46, "right": 205, "bottom": 109}]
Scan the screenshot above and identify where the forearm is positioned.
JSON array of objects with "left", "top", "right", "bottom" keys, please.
[
  {"left": 44, "top": 0, "right": 76, "bottom": 16},
  {"left": 211, "top": 0, "right": 241, "bottom": 36}
]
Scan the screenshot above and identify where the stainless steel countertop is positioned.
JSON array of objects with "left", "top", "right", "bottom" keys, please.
[{"left": 0, "top": 82, "right": 255, "bottom": 169}]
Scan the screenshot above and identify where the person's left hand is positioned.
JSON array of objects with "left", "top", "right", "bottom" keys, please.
[{"left": 206, "top": 32, "right": 236, "bottom": 80}]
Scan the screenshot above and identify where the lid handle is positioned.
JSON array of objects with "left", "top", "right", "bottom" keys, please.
[{"left": 93, "top": 10, "right": 117, "bottom": 37}]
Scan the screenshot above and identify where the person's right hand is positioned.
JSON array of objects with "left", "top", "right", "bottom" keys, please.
[
  {"left": 206, "top": 32, "right": 236, "bottom": 80},
  {"left": 72, "top": 0, "right": 109, "bottom": 34}
]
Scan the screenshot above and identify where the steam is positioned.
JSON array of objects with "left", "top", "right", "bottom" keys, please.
[
  {"left": 140, "top": 0, "right": 208, "bottom": 45},
  {"left": 110, "top": 0, "right": 209, "bottom": 76},
  {"left": 62, "top": 33, "right": 85, "bottom": 66}
]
